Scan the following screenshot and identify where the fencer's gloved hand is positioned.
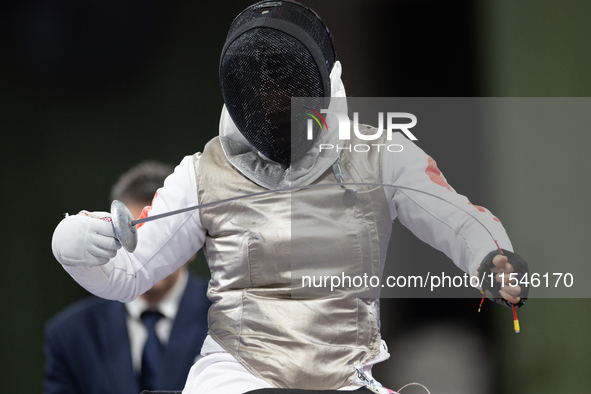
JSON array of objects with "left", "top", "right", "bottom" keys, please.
[
  {"left": 478, "top": 249, "right": 529, "bottom": 308},
  {"left": 52, "top": 211, "right": 122, "bottom": 267}
]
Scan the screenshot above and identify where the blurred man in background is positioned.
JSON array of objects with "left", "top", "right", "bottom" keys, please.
[{"left": 44, "top": 161, "right": 211, "bottom": 394}]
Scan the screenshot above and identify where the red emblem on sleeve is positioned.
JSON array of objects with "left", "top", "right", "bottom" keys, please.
[
  {"left": 426, "top": 157, "right": 501, "bottom": 223},
  {"left": 136, "top": 191, "right": 158, "bottom": 229},
  {"left": 425, "top": 156, "right": 452, "bottom": 192}
]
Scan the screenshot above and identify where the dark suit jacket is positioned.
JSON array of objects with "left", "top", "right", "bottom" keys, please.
[{"left": 43, "top": 272, "right": 211, "bottom": 394}]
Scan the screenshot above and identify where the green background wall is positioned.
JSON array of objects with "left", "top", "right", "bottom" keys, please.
[{"left": 479, "top": 1, "right": 591, "bottom": 392}]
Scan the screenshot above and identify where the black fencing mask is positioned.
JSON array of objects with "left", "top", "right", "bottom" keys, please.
[{"left": 220, "top": 1, "right": 336, "bottom": 165}]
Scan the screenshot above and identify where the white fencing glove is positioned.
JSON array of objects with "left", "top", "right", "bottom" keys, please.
[{"left": 52, "top": 211, "right": 122, "bottom": 267}]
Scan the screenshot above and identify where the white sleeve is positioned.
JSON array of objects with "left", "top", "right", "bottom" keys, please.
[
  {"left": 62, "top": 154, "right": 207, "bottom": 302},
  {"left": 382, "top": 133, "right": 513, "bottom": 277}
]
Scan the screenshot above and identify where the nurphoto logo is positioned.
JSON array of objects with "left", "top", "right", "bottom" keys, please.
[{"left": 305, "top": 109, "right": 417, "bottom": 153}]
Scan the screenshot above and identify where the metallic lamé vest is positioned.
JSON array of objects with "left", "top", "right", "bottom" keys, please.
[{"left": 194, "top": 131, "right": 392, "bottom": 389}]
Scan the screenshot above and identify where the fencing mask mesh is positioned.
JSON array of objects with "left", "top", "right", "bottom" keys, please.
[{"left": 220, "top": 1, "right": 336, "bottom": 165}]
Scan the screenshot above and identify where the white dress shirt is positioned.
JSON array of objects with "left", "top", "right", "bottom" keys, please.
[{"left": 124, "top": 268, "right": 189, "bottom": 374}]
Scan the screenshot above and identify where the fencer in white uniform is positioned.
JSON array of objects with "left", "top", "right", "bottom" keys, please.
[{"left": 52, "top": 2, "right": 527, "bottom": 393}]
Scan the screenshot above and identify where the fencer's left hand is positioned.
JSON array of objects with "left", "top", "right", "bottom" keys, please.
[
  {"left": 479, "top": 248, "right": 529, "bottom": 308},
  {"left": 490, "top": 254, "right": 521, "bottom": 304}
]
